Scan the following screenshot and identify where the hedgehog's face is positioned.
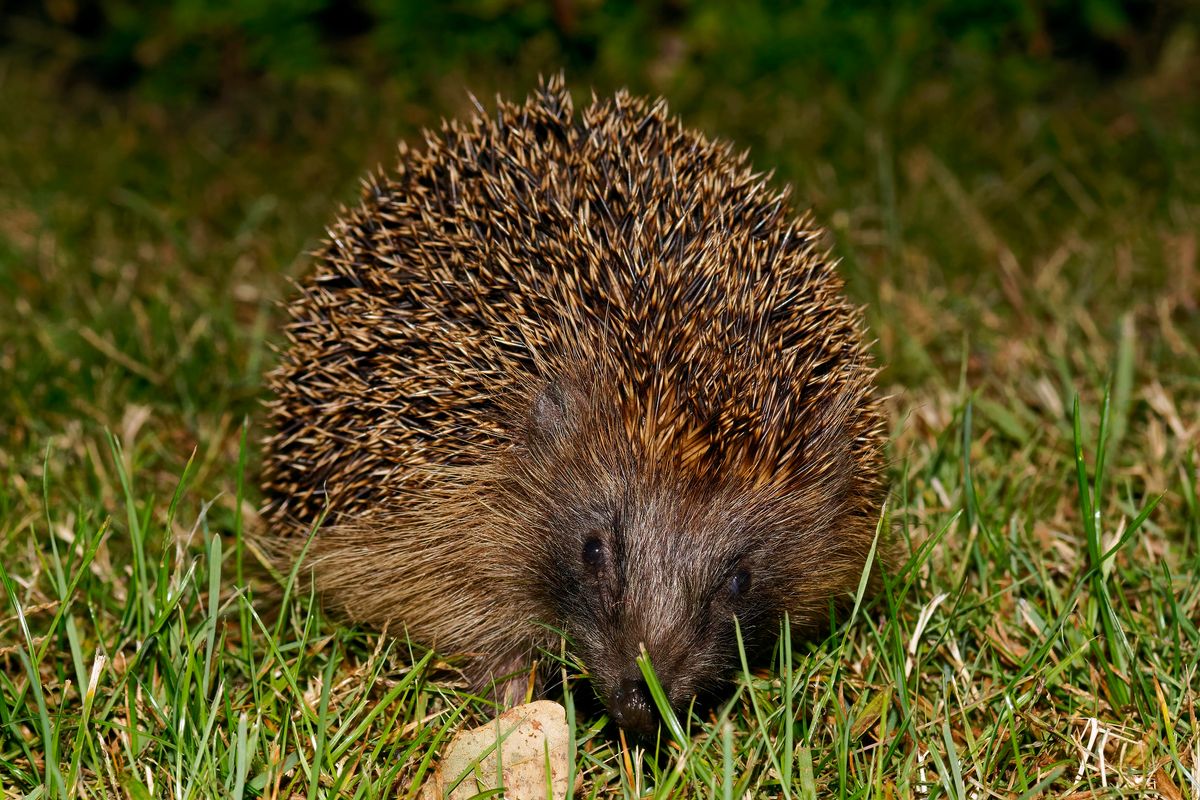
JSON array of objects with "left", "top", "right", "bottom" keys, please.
[
  {"left": 522, "top": 381, "right": 781, "bottom": 739},
  {"left": 520, "top": 379, "right": 840, "bottom": 743},
  {"left": 556, "top": 491, "right": 773, "bottom": 741}
]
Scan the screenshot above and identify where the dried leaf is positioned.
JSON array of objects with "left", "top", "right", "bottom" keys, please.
[{"left": 420, "top": 701, "right": 575, "bottom": 800}]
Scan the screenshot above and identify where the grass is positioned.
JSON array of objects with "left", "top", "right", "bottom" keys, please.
[{"left": 1, "top": 34, "right": 1199, "bottom": 798}]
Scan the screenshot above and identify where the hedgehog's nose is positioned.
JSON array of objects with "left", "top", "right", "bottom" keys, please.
[{"left": 610, "top": 676, "right": 657, "bottom": 740}]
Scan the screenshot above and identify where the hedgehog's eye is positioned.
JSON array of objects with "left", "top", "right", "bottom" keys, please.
[
  {"left": 729, "top": 569, "right": 751, "bottom": 597},
  {"left": 582, "top": 537, "right": 605, "bottom": 569}
]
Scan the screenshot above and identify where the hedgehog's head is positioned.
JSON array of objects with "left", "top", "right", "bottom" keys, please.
[
  {"left": 511, "top": 376, "right": 854, "bottom": 741},
  {"left": 546, "top": 486, "right": 776, "bottom": 742}
]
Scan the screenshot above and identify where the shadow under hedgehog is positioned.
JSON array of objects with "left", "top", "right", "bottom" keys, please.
[{"left": 260, "top": 75, "right": 889, "bottom": 740}]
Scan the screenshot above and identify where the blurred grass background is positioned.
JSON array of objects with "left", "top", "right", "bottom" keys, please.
[{"left": 1, "top": 1, "right": 1199, "bottom": 796}]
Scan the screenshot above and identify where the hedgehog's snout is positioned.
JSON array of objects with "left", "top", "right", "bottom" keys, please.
[{"left": 609, "top": 673, "right": 657, "bottom": 741}]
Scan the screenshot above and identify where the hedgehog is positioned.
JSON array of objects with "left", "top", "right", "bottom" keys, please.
[{"left": 261, "top": 75, "right": 888, "bottom": 739}]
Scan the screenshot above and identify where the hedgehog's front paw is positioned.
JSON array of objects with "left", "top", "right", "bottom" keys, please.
[{"left": 472, "top": 650, "right": 541, "bottom": 708}]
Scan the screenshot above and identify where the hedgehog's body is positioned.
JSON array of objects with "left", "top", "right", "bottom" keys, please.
[{"left": 262, "top": 78, "right": 886, "bottom": 737}]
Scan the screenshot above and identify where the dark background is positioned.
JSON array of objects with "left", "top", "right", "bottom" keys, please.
[{"left": 4, "top": 0, "right": 1188, "bottom": 95}]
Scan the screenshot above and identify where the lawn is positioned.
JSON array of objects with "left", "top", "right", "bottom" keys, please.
[{"left": 1, "top": 8, "right": 1198, "bottom": 797}]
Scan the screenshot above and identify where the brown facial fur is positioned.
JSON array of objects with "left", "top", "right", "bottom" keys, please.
[{"left": 260, "top": 76, "right": 888, "bottom": 737}]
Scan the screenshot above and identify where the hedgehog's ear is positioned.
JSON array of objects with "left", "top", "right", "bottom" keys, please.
[{"left": 526, "top": 378, "right": 578, "bottom": 446}]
